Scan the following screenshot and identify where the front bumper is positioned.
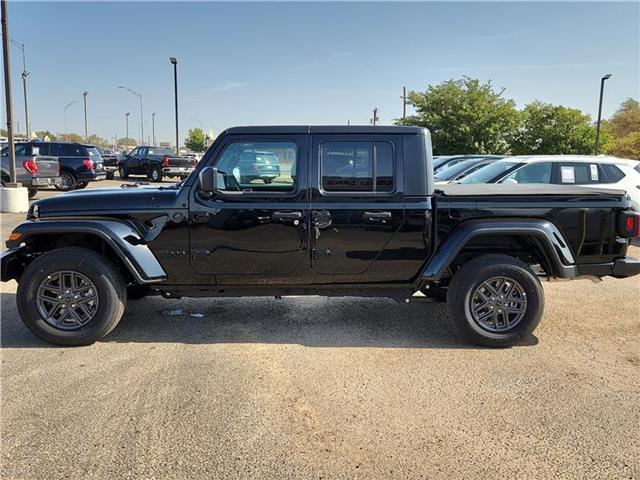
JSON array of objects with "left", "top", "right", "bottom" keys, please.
[
  {"left": 1, "top": 247, "right": 24, "bottom": 282},
  {"left": 104, "top": 165, "right": 117, "bottom": 172},
  {"left": 576, "top": 256, "right": 640, "bottom": 278}
]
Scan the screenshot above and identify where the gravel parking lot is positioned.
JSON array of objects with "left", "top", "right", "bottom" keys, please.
[{"left": 1, "top": 181, "right": 639, "bottom": 479}]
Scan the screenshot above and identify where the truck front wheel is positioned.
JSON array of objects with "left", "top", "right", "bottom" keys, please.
[
  {"left": 17, "top": 247, "right": 127, "bottom": 346},
  {"left": 446, "top": 254, "right": 544, "bottom": 348}
]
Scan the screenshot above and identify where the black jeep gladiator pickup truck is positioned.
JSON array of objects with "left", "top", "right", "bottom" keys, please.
[{"left": 2, "top": 126, "right": 639, "bottom": 347}]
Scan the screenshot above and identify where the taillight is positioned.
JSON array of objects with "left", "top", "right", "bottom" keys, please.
[
  {"left": 162, "top": 155, "right": 170, "bottom": 167},
  {"left": 617, "top": 211, "right": 640, "bottom": 238},
  {"left": 23, "top": 160, "right": 38, "bottom": 175},
  {"left": 82, "top": 159, "right": 95, "bottom": 170},
  {"left": 191, "top": 159, "right": 197, "bottom": 166}
]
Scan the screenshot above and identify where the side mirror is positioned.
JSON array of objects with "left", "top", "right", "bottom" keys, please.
[{"left": 199, "top": 166, "right": 218, "bottom": 193}]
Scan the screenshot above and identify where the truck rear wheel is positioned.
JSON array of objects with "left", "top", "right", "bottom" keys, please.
[
  {"left": 28, "top": 188, "right": 38, "bottom": 199},
  {"left": 17, "top": 247, "right": 127, "bottom": 346},
  {"left": 55, "top": 171, "right": 77, "bottom": 191},
  {"left": 446, "top": 254, "right": 544, "bottom": 348}
]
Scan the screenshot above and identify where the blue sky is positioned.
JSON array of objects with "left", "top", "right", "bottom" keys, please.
[{"left": 3, "top": 1, "right": 639, "bottom": 145}]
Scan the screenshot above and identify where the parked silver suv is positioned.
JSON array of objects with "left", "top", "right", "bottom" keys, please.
[{"left": 1, "top": 143, "right": 61, "bottom": 199}]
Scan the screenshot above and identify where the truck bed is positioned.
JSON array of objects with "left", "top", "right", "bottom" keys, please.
[{"left": 437, "top": 183, "right": 627, "bottom": 198}]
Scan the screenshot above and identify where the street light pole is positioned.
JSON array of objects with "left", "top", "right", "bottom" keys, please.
[
  {"left": 125, "top": 112, "right": 130, "bottom": 151},
  {"left": 118, "top": 85, "right": 143, "bottom": 144},
  {"left": 170, "top": 57, "right": 179, "bottom": 155},
  {"left": 595, "top": 73, "right": 612, "bottom": 155},
  {"left": 152, "top": 112, "right": 156, "bottom": 146},
  {"left": 64, "top": 100, "right": 76, "bottom": 141},
  {"left": 1, "top": 0, "right": 17, "bottom": 184},
  {"left": 10, "top": 38, "right": 29, "bottom": 139},
  {"left": 82, "top": 91, "right": 89, "bottom": 142}
]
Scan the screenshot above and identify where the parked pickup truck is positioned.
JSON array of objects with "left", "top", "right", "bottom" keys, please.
[
  {"left": 96, "top": 147, "right": 120, "bottom": 180},
  {"left": 1, "top": 143, "right": 60, "bottom": 199},
  {"left": 119, "top": 146, "right": 195, "bottom": 182},
  {"left": 2, "top": 126, "right": 639, "bottom": 347}
]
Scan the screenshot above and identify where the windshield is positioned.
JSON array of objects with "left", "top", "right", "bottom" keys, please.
[
  {"left": 435, "top": 159, "right": 481, "bottom": 181},
  {"left": 458, "top": 161, "right": 520, "bottom": 184}
]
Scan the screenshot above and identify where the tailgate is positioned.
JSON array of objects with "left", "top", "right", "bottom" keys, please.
[
  {"left": 35, "top": 156, "right": 60, "bottom": 177},
  {"left": 169, "top": 156, "right": 194, "bottom": 168}
]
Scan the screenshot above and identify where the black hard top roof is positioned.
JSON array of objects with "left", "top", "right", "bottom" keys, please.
[{"left": 222, "top": 125, "right": 427, "bottom": 135}]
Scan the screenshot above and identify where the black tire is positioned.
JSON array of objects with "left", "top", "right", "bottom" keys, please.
[
  {"left": 76, "top": 182, "right": 88, "bottom": 189},
  {"left": 446, "top": 254, "right": 544, "bottom": 348},
  {"left": 16, "top": 247, "right": 127, "bottom": 346},
  {"left": 28, "top": 188, "right": 38, "bottom": 199},
  {"left": 55, "top": 171, "right": 77, "bottom": 191},
  {"left": 119, "top": 164, "right": 129, "bottom": 179},
  {"left": 147, "top": 165, "right": 162, "bottom": 182},
  {"left": 263, "top": 177, "right": 273, "bottom": 184},
  {"left": 106, "top": 172, "right": 114, "bottom": 180}
]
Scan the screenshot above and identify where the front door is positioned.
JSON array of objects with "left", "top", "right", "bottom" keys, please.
[
  {"left": 309, "top": 134, "right": 406, "bottom": 282},
  {"left": 189, "top": 134, "right": 310, "bottom": 284}
]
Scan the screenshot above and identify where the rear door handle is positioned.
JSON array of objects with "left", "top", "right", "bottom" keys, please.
[
  {"left": 363, "top": 211, "right": 392, "bottom": 220},
  {"left": 273, "top": 211, "right": 302, "bottom": 220}
]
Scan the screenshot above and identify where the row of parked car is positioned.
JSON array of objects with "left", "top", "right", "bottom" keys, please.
[
  {"left": 0, "top": 141, "right": 200, "bottom": 198},
  {"left": 433, "top": 154, "right": 640, "bottom": 211}
]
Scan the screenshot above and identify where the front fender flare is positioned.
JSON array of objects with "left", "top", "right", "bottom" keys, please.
[
  {"left": 421, "top": 219, "right": 577, "bottom": 281},
  {"left": 6, "top": 219, "right": 167, "bottom": 284}
]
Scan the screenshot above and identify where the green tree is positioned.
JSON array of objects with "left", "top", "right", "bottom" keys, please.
[
  {"left": 510, "top": 101, "right": 597, "bottom": 155},
  {"left": 86, "top": 134, "right": 109, "bottom": 147},
  {"left": 1, "top": 128, "right": 8, "bottom": 137},
  {"left": 117, "top": 138, "right": 137, "bottom": 149},
  {"left": 58, "top": 132, "right": 84, "bottom": 143},
  {"left": 607, "top": 98, "right": 640, "bottom": 138},
  {"left": 185, "top": 128, "right": 205, "bottom": 152},
  {"left": 34, "top": 130, "right": 57, "bottom": 141},
  {"left": 608, "top": 131, "right": 640, "bottom": 160},
  {"left": 396, "top": 77, "right": 521, "bottom": 154}
]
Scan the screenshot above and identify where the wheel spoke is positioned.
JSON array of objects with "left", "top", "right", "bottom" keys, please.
[{"left": 470, "top": 276, "right": 528, "bottom": 333}]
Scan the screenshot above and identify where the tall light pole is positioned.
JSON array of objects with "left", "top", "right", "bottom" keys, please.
[
  {"left": 401, "top": 86, "right": 407, "bottom": 120},
  {"left": 82, "top": 91, "right": 89, "bottom": 142},
  {"left": 119, "top": 85, "right": 143, "bottom": 144},
  {"left": 170, "top": 57, "right": 179, "bottom": 154},
  {"left": 64, "top": 100, "right": 76, "bottom": 141},
  {"left": 2, "top": 0, "right": 18, "bottom": 185},
  {"left": 152, "top": 112, "right": 156, "bottom": 146},
  {"left": 595, "top": 73, "right": 612, "bottom": 155},
  {"left": 10, "top": 38, "right": 29, "bottom": 139},
  {"left": 125, "top": 112, "right": 130, "bottom": 151}
]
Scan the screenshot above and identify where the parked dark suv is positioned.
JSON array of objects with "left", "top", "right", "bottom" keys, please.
[{"left": 32, "top": 142, "right": 106, "bottom": 191}]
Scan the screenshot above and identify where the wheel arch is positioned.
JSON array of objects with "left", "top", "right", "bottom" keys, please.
[
  {"left": 421, "top": 219, "right": 577, "bottom": 283},
  {"left": 4, "top": 219, "right": 167, "bottom": 285}
]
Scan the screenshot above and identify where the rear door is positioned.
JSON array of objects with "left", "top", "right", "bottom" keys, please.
[
  {"left": 189, "top": 134, "right": 310, "bottom": 283},
  {"left": 309, "top": 134, "right": 406, "bottom": 281}
]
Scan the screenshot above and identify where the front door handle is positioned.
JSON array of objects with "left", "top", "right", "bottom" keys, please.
[
  {"left": 272, "top": 211, "right": 302, "bottom": 221},
  {"left": 363, "top": 211, "right": 392, "bottom": 221}
]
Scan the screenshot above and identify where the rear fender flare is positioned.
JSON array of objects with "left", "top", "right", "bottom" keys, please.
[
  {"left": 421, "top": 219, "right": 577, "bottom": 281},
  {"left": 7, "top": 219, "right": 167, "bottom": 284}
]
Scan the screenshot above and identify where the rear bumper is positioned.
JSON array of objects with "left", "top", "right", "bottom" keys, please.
[
  {"left": 18, "top": 176, "right": 60, "bottom": 188},
  {"left": 576, "top": 257, "right": 640, "bottom": 278},
  {"left": 163, "top": 166, "right": 194, "bottom": 176},
  {"left": 1, "top": 247, "right": 24, "bottom": 282},
  {"left": 77, "top": 172, "right": 107, "bottom": 182}
]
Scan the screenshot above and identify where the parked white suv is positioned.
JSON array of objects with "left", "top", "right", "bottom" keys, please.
[{"left": 459, "top": 155, "right": 640, "bottom": 210}]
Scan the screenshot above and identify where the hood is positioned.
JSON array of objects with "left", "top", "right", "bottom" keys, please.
[{"left": 33, "top": 185, "right": 181, "bottom": 216}]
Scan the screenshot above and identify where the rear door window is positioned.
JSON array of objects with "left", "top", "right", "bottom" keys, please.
[
  {"left": 557, "top": 163, "right": 598, "bottom": 184},
  {"left": 600, "top": 164, "right": 625, "bottom": 183}
]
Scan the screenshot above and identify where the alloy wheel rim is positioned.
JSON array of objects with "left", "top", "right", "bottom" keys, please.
[
  {"left": 36, "top": 271, "right": 99, "bottom": 330},
  {"left": 60, "top": 173, "right": 73, "bottom": 189},
  {"left": 470, "top": 276, "right": 527, "bottom": 333}
]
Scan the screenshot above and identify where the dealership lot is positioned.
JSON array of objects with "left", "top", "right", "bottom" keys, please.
[{"left": 1, "top": 182, "right": 639, "bottom": 479}]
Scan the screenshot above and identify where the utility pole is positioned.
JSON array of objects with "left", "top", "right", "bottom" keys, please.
[
  {"left": 125, "top": 112, "right": 130, "bottom": 151},
  {"left": 371, "top": 107, "right": 380, "bottom": 126},
  {"left": 401, "top": 86, "right": 407, "bottom": 119},
  {"left": 64, "top": 100, "right": 76, "bottom": 141},
  {"left": 2, "top": 0, "right": 17, "bottom": 184},
  {"left": 152, "top": 112, "right": 156, "bottom": 146},
  {"left": 595, "top": 73, "right": 612, "bottom": 155},
  {"left": 118, "top": 85, "right": 143, "bottom": 144},
  {"left": 82, "top": 91, "right": 89, "bottom": 142},
  {"left": 170, "top": 57, "right": 179, "bottom": 155},
  {"left": 10, "top": 38, "right": 29, "bottom": 139}
]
